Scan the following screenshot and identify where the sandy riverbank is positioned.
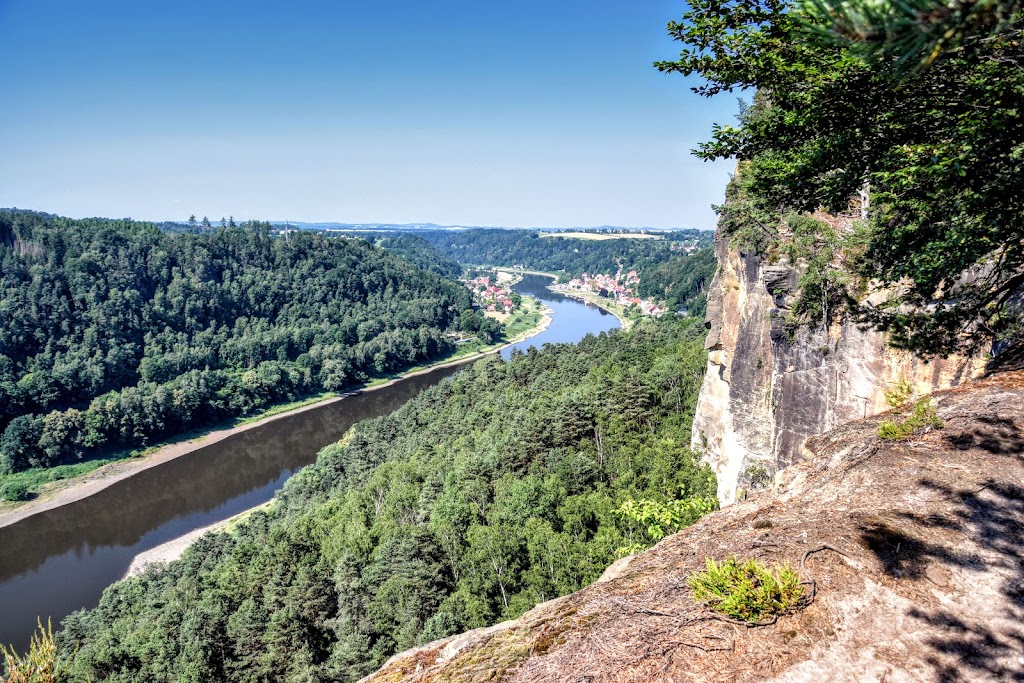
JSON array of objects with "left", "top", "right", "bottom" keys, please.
[
  {"left": 124, "top": 519, "right": 231, "bottom": 577},
  {"left": 0, "top": 309, "right": 552, "bottom": 532},
  {"left": 119, "top": 308, "right": 553, "bottom": 573}
]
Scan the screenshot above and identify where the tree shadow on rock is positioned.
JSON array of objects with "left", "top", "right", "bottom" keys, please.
[
  {"left": 859, "top": 478, "right": 1024, "bottom": 681},
  {"left": 985, "top": 341, "right": 1024, "bottom": 374},
  {"left": 908, "top": 608, "right": 1024, "bottom": 683},
  {"left": 858, "top": 516, "right": 983, "bottom": 581},
  {"left": 943, "top": 416, "right": 1024, "bottom": 457}
]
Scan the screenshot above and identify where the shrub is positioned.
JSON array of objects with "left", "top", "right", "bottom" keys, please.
[
  {"left": 883, "top": 379, "right": 914, "bottom": 409},
  {"left": 689, "top": 557, "right": 804, "bottom": 623},
  {"left": 0, "top": 480, "right": 31, "bottom": 502},
  {"left": 877, "top": 379, "right": 942, "bottom": 439},
  {"left": 744, "top": 462, "right": 772, "bottom": 490},
  {"left": 615, "top": 487, "right": 717, "bottom": 556},
  {"left": 1, "top": 618, "right": 65, "bottom": 683}
]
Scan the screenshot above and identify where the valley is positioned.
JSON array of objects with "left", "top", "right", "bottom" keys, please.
[
  {"left": 2, "top": 1, "right": 1022, "bottom": 680},
  {"left": 0, "top": 271, "right": 621, "bottom": 653}
]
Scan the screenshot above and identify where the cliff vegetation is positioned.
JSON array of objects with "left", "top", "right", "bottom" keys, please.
[
  {"left": 659, "top": 0, "right": 1024, "bottom": 356},
  {"left": 679, "top": 0, "right": 1021, "bottom": 502}
]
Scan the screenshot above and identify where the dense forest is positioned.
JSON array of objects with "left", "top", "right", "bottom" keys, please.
[
  {"left": 59, "top": 318, "right": 716, "bottom": 682},
  {"left": 0, "top": 210, "right": 490, "bottom": 487},
  {"left": 419, "top": 229, "right": 717, "bottom": 316},
  {"left": 661, "top": 0, "right": 1023, "bottom": 355},
  {"left": 634, "top": 247, "right": 718, "bottom": 316},
  {"left": 371, "top": 234, "right": 462, "bottom": 280}
]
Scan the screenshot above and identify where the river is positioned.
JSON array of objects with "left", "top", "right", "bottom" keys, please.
[{"left": 0, "top": 273, "right": 619, "bottom": 651}]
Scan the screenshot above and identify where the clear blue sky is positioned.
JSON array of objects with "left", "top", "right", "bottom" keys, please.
[{"left": 0, "top": 0, "right": 737, "bottom": 229}]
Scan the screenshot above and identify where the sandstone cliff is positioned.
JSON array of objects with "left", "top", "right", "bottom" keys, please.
[
  {"left": 692, "top": 227, "right": 987, "bottom": 504},
  {"left": 362, "top": 371, "right": 1024, "bottom": 683}
]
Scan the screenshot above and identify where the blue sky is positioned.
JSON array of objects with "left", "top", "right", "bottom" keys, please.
[{"left": 0, "top": 1, "right": 737, "bottom": 229}]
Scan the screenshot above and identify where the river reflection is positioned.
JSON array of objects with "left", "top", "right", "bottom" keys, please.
[
  {"left": 500, "top": 273, "right": 620, "bottom": 357},
  {"left": 0, "top": 365, "right": 464, "bottom": 650},
  {"left": 0, "top": 272, "right": 619, "bottom": 650}
]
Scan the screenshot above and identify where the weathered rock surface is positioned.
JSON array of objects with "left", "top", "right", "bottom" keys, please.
[
  {"left": 693, "top": 229, "right": 987, "bottom": 503},
  {"left": 361, "top": 371, "right": 1024, "bottom": 683}
]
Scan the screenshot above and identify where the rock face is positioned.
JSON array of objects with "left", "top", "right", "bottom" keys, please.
[
  {"left": 693, "top": 229, "right": 987, "bottom": 504},
  {"left": 362, "top": 371, "right": 1024, "bottom": 683}
]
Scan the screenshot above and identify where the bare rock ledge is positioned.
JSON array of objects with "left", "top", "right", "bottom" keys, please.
[{"left": 361, "top": 371, "right": 1024, "bottom": 683}]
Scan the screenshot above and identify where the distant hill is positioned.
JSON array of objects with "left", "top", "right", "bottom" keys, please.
[
  {"left": 161, "top": 220, "right": 712, "bottom": 234},
  {"left": 416, "top": 228, "right": 717, "bottom": 317}
]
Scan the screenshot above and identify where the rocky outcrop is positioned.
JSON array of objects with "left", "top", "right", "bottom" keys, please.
[
  {"left": 693, "top": 229, "right": 987, "bottom": 504},
  {"left": 361, "top": 371, "right": 1024, "bottom": 682}
]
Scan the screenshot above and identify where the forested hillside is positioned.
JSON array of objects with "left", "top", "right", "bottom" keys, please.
[
  {"left": 371, "top": 234, "right": 462, "bottom": 280},
  {"left": 420, "top": 229, "right": 717, "bottom": 315},
  {"left": 60, "top": 319, "right": 716, "bottom": 682},
  {"left": 635, "top": 247, "right": 717, "bottom": 316},
  {"left": 0, "top": 210, "right": 485, "bottom": 483}
]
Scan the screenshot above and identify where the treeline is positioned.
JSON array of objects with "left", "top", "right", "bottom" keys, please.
[
  {"left": 60, "top": 318, "right": 716, "bottom": 682},
  {"left": 0, "top": 210, "right": 489, "bottom": 481},
  {"left": 371, "top": 234, "right": 462, "bottom": 280},
  {"left": 635, "top": 247, "right": 718, "bottom": 317},
  {"left": 325, "top": 232, "right": 463, "bottom": 280},
  {"left": 419, "top": 229, "right": 717, "bottom": 316},
  {"left": 420, "top": 228, "right": 709, "bottom": 275}
]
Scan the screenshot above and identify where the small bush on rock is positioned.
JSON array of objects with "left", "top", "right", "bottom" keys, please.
[
  {"left": 877, "top": 380, "right": 943, "bottom": 440},
  {"left": 689, "top": 557, "right": 804, "bottom": 623}
]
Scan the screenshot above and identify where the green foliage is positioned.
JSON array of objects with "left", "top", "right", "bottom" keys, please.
[
  {"left": 615, "top": 487, "right": 717, "bottom": 556},
  {"left": 635, "top": 249, "right": 718, "bottom": 318},
  {"left": 371, "top": 234, "right": 462, "bottom": 279},
  {"left": 660, "top": 0, "right": 1024, "bottom": 355},
  {"left": 0, "top": 479, "right": 30, "bottom": 502},
  {"left": 60, "top": 318, "right": 716, "bottom": 682},
  {"left": 418, "top": 228, "right": 717, "bottom": 314},
  {"left": 2, "top": 619, "right": 65, "bottom": 683},
  {"left": 0, "top": 459, "right": 118, "bottom": 502},
  {"left": 781, "top": 213, "right": 851, "bottom": 331},
  {"left": 798, "top": 0, "right": 1023, "bottom": 73},
  {"left": 714, "top": 170, "right": 780, "bottom": 256},
  {"left": 877, "top": 380, "right": 943, "bottom": 439},
  {"left": 743, "top": 462, "right": 773, "bottom": 490},
  {"left": 688, "top": 558, "right": 805, "bottom": 623},
  {"left": 0, "top": 416, "right": 42, "bottom": 474},
  {"left": 0, "top": 209, "right": 483, "bottom": 479},
  {"left": 883, "top": 378, "right": 914, "bottom": 409},
  {"left": 421, "top": 228, "right": 711, "bottom": 277}
]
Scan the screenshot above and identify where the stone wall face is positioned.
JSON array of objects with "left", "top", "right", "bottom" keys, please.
[{"left": 693, "top": 229, "right": 986, "bottom": 504}]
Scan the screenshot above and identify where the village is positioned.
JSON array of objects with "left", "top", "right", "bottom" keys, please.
[
  {"left": 550, "top": 269, "right": 668, "bottom": 317},
  {"left": 462, "top": 267, "right": 670, "bottom": 328},
  {"left": 464, "top": 272, "right": 522, "bottom": 317}
]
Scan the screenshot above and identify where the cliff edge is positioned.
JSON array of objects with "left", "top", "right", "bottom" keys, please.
[
  {"left": 362, "top": 370, "right": 1024, "bottom": 682},
  {"left": 693, "top": 224, "right": 987, "bottom": 504}
]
